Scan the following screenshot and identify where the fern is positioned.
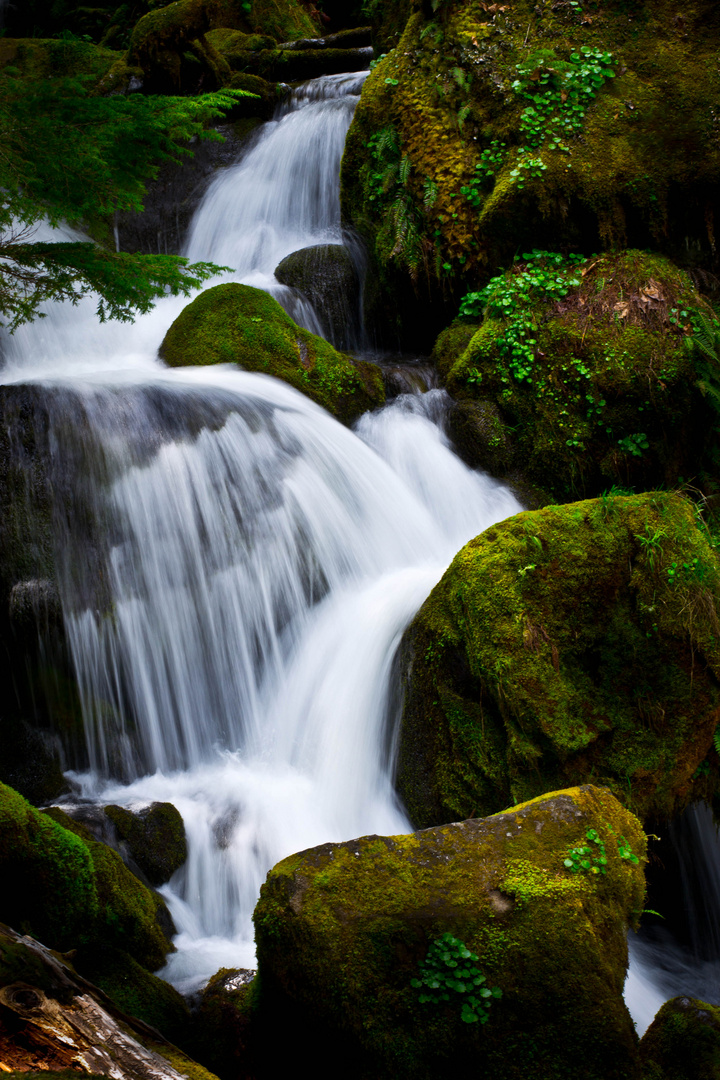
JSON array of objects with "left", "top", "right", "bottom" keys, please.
[
  {"left": 714, "top": 726, "right": 720, "bottom": 757},
  {"left": 398, "top": 154, "right": 412, "bottom": 187}
]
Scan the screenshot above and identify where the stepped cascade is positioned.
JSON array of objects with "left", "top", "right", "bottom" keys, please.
[{"left": 1, "top": 61, "right": 716, "bottom": 1035}]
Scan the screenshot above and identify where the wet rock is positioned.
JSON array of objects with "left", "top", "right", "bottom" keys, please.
[
  {"left": 159, "top": 282, "right": 385, "bottom": 425},
  {"left": 253, "top": 785, "right": 645, "bottom": 1080},
  {"left": 192, "top": 967, "right": 257, "bottom": 1080},
  {"left": 397, "top": 491, "right": 720, "bottom": 829},
  {"left": 639, "top": 995, "right": 720, "bottom": 1079},
  {"left": 0, "top": 716, "right": 68, "bottom": 806},
  {"left": 104, "top": 802, "right": 187, "bottom": 887},
  {"left": 274, "top": 243, "right": 360, "bottom": 349}
]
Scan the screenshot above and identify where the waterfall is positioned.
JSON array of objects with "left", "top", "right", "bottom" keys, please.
[{"left": 0, "top": 70, "right": 522, "bottom": 990}]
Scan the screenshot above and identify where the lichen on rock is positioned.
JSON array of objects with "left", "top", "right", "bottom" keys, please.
[
  {"left": 159, "top": 282, "right": 385, "bottom": 424},
  {"left": 253, "top": 784, "right": 646, "bottom": 1079},
  {"left": 397, "top": 491, "right": 720, "bottom": 829}
]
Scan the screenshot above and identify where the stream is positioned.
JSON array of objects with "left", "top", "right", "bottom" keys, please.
[{"left": 1, "top": 65, "right": 716, "bottom": 1029}]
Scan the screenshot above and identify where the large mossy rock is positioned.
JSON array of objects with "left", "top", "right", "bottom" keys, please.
[
  {"left": 0, "top": 922, "right": 218, "bottom": 1079},
  {"left": 159, "top": 283, "right": 385, "bottom": 424},
  {"left": 253, "top": 785, "right": 646, "bottom": 1080},
  {"left": 439, "top": 250, "right": 718, "bottom": 501},
  {"left": 0, "top": 783, "right": 173, "bottom": 971},
  {"left": 191, "top": 968, "right": 256, "bottom": 1080},
  {"left": 274, "top": 243, "right": 360, "bottom": 349},
  {"left": 397, "top": 492, "right": 720, "bottom": 830},
  {"left": 639, "top": 996, "right": 720, "bottom": 1079},
  {"left": 341, "top": 0, "right": 720, "bottom": 341}
]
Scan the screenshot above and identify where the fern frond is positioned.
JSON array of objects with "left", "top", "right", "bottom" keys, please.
[{"left": 398, "top": 154, "right": 412, "bottom": 187}]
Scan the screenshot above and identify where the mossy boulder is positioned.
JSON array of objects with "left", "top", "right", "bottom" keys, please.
[
  {"left": 274, "top": 244, "right": 360, "bottom": 348},
  {"left": 191, "top": 968, "right": 257, "bottom": 1080},
  {"left": 0, "top": 37, "right": 121, "bottom": 80},
  {"left": 104, "top": 802, "right": 187, "bottom": 887},
  {"left": 341, "top": 0, "right": 720, "bottom": 340},
  {"left": 0, "top": 783, "right": 173, "bottom": 971},
  {"left": 253, "top": 785, "right": 646, "bottom": 1080},
  {"left": 639, "top": 996, "right": 720, "bottom": 1079},
  {"left": 159, "top": 283, "right": 385, "bottom": 424},
  {"left": 208, "top": 28, "right": 372, "bottom": 82},
  {"left": 397, "top": 491, "right": 720, "bottom": 830},
  {"left": 439, "top": 251, "right": 718, "bottom": 501}
]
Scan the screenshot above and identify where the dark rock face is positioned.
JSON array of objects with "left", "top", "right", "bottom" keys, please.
[
  {"left": 274, "top": 243, "right": 360, "bottom": 349},
  {"left": 104, "top": 802, "right": 188, "bottom": 887},
  {"left": 397, "top": 492, "right": 720, "bottom": 830},
  {"left": 253, "top": 785, "right": 645, "bottom": 1080},
  {"left": 639, "top": 996, "right": 720, "bottom": 1080}
]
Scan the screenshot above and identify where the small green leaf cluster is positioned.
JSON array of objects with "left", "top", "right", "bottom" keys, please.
[
  {"left": 512, "top": 46, "right": 616, "bottom": 150},
  {"left": 617, "top": 837, "right": 640, "bottom": 866},
  {"left": 508, "top": 47, "right": 616, "bottom": 190},
  {"left": 667, "top": 555, "right": 709, "bottom": 586},
  {"left": 459, "top": 141, "right": 507, "bottom": 207},
  {"left": 458, "top": 251, "right": 585, "bottom": 382},
  {"left": 617, "top": 432, "right": 649, "bottom": 458},
  {"left": 564, "top": 828, "right": 607, "bottom": 875},
  {"left": 411, "top": 933, "right": 502, "bottom": 1025}
]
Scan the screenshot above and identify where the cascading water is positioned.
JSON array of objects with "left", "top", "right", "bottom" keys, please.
[
  {"left": 0, "top": 70, "right": 522, "bottom": 991},
  {"left": 0, "top": 64, "right": 711, "bottom": 1028}
]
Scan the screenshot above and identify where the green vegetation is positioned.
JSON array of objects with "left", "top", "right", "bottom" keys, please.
[
  {"left": 397, "top": 491, "right": 720, "bottom": 829},
  {"left": 253, "top": 785, "right": 646, "bottom": 1079},
  {"left": 564, "top": 828, "right": 607, "bottom": 876},
  {"left": 0, "top": 72, "right": 251, "bottom": 329},
  {"left": 442, "top": 251, "right": 718, "bottom": 500},
  {"left": 640, "top": 996, "right": 720, "bottom": 1080},
  {"left": 412, "top": 934, "right": 502, "bottom": 1025},
  {"left": 159, "top": 282, "right": 385, "bottom": 424}
]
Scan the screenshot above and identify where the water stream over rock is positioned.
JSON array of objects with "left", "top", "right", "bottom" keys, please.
[{"left": 0, "top": 65, "right": 712, "bottom": 1027}]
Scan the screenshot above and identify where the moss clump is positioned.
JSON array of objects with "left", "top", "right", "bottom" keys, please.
[
  {"left": 0, "top": 38, "right": 121, "bottom": 80},
  {"left": 40, "top": 805, "right": 172, "bottom": 971},
  {"left": 104, "top": 802, "right": 187, "bottom": 887},
  {"left": 341, "top": 0, "right": 720, "bottom": 337},
  {"left": 398, "top": 491, "right": 720, "bottom": 829},
  {"left": 441, "top": 250, "right": 717, "bottom": 501},
  {"left": 0, "top": 783, "right": 98, "bottom": 950},
  {"left": 254, "top": 785, "right": 645, "bottom": 1080},
  {"left": 639, "top": 996, "right": 720, "bottom": 1079},
  {"left": 159, "top": 282, "right": 385, "bottom": 424}
]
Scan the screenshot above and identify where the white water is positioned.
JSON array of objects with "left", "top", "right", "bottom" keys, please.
[
  {"left": 0, "top": 66, "right": 695, "bottom": 1028},
  {"left": 0, "top": 72, "right": 522, "bottom": 990}
]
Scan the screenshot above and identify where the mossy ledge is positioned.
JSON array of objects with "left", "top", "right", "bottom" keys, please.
[
  {"left": 253, "top": 784, "right": 646, "bottom": 1080},
  {"left": 397, "top": 491, "right": 720, "bottom": 829},
  {"left": 159, "top": 282, "right": 385, "bottom": 425}
]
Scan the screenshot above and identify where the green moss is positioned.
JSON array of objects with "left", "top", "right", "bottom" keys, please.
[
  {"left": 159, "top": 282, "right": 385, "bottom": 424},
  {"left": 341, "top": 0, "right": 720, "bottom": 322},
  {"left": 397, "top": 491, "right": 720, "bottom": 829},
  {"left": 442, "top": 251, "right": 716, "bottom": 500},
  {"left": 639, "top": 996, "right": 720, "bottom": 1080},
  {"left": 253, "top": 785, "right": 645, "bottom": 1080},
  {"left": 104, "top": 802, "right": 187, "bottom": 887},
  {"left": 0, "top": 782, "right": 98, "bottom": 949},
  {"left": 0, "top": 38, "right": 121, "bottom": 80},
  {"left": 42, "top": 806, "right": 172, "bottom": 971},
  {"left": 192, "top": 967, "right": 258, "bottom": 1078}
]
